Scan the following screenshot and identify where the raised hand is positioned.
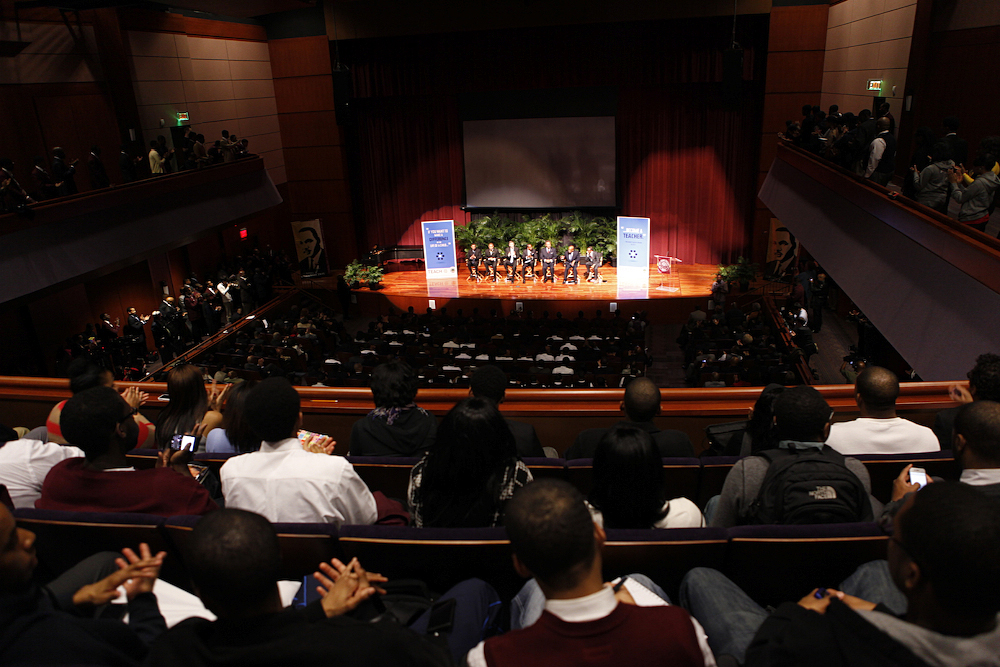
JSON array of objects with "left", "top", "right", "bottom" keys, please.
[
  {"left": 72, "top": 543, "right": 166, "bottom": 606},
  {"left": 302, "top": 434, "right": 336, "bottom": 455},
  {"left": 121, "top": 386, "right": 149, "bottom": 410}
]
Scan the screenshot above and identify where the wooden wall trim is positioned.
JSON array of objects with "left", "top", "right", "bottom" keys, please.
[{"left": 117, "top": 9, "right": 267, "bottom": 41}]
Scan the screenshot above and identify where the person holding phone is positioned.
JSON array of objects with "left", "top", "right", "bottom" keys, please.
[
  {"left": 154, "top": 365, "right": 226, "bottom": 451},
  {"left": 36, "top": 386, "right": 217, "bottom": 516}
]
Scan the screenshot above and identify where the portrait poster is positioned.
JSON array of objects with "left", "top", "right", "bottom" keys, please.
[
  {"left": 292, "top": 219, "right": 328, "bottom": 277},
  {"left": 765, "top": 218, "right": 799, "bottom": 279}
]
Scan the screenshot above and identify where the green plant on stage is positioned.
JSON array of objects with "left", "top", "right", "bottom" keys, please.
[
  {"left": 344, "top": 260, "right": 385, "bottom": 289},
  {"left": 454, "top": 211, "right": 617, "bottom": 262},
  {"left": 717, "top": 256, "right": 759, "bottom": 289}
]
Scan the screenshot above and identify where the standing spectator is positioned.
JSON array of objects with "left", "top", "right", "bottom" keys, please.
[
  {"left": 0, "top": 158, "right": 33, "bottom": 211},
  {"left": 31, "top": 155, "right": 58, "bottom": 200},
  {"left": 51, "top": 147, "right": 78, "bottom": 196},
  {"left": 864, "top": 117, "right": 896, "bottom": 185},
  {"left": 119, "top": 143, "right": 140, "bottom": 183},
  {"left": 149, "top": 141, "right": 165, "bottom": 175},
  {"left": 941, "top": 116, "right": 968, "bottom": 167},
  {"left": 88, "top": 145, "right": 109, "bottom": 190},
  {"left": 912, "top": 142, "right": 955, "bottom": 213}
]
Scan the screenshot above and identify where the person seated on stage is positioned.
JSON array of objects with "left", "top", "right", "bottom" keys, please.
[
  {"left": 562, "top": 244, "right": 581, "bottom": 284},
  {"left": 484, "top": 242, "right": 501, "bottom": 282},
  {"left": 0, "top": 502, "right": 169, "bottom": 666},
  {"left": 588, "top": 425, "right": 704, "bottom": 529},
  {"left": 465, "top": 479, "right": 715, "bottom": 667},
  {"left": 567, "top": 378, "right": 694, "bottom": 459},
  {"left": 36, "top": 386, "right": 218, "bottom": 516},
  {"left": 585, "top": 246, "right": 603, "bottom": 282},
  {"left": 504, "top": 240, "right": 520, "bottom": 283},
  {"left": 350, "top": 360, "right": 437, "bottom": 457},
  {"left": 521, "top": 243, "right": 537, "bottom": 282},
  {"left": 407, "top": 397, "right": 531, "bottom": 527},
  {"left": 680, "top": 482, "right": 1000, "bottom": 667},
  {"left": 540, "top": 241, "right": 557, "bottom": 283},
  {"left": 466, "top": 243, "right": 482, "bottom": 280}
]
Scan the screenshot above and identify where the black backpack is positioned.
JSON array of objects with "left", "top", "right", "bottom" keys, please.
[{"left": 749, "top": 447, "right": 873, "bottom": 525}]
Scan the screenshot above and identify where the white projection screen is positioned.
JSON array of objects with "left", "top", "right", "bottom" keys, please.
[{"left": 463, "top": 116, "right": 617, "bottom": 209}]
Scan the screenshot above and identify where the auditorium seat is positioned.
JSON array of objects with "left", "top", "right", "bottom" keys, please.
[
  {"left": 164, "top": 515, "right": 342, "bottom": 582},
  {"left": 522, "top": 457, "right": 567, "bottom": 483},
  {"left": 852, "top": 451, "right": 959, "bottom": 504},
  {"left": 723, "top": 522, "right": 889, "bottom": 608},
  {"left": 346, "top": 456, "right": 420, "bottom": 499},
  {"left": 338, "top": 525, "right": 524, "bottom": 598},
  {"left": 13, "top": 508, "right": 180, "bottom": 586},
  {"left": 565, "top": 458, "right": 701, "bottom": 501},
  {"left": 603, "top": 527, "right": 728, "bottom": 601},
  {"left": 697, "top": 456, "right": 741, "bottom": 506}
]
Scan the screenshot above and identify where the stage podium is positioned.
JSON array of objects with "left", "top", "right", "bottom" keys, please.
[{"left": 654, "top": 254, "right": 682, "bottom": 292}]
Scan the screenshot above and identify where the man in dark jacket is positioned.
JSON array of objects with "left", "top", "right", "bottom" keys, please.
[
  {"left": 470, "top": 365, "right": 544, "bottom": 457},
  {"left": 566, "top": 378, "right": 694, "bottom": 459},
  {"left": 680, "top": 481, "right": 1000, "bottom": 666},
  {"left": 0, "top": 502, "right": 167, "bottom": 666}
]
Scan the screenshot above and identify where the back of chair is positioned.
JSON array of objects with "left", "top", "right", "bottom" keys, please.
[
  {"left": 724, "top": 522, "right": 889, "bottom": 608},
  {"left": 163, "top": 515, "right": 343, "bottom": 583},
  {"left": 13, "top": 508, "right": 178, "bottom": 586},
  {"left": 126, "top": 448, "right": 160, "bottom": 470},
  {"left": 346, "top": 456, "right": 420, "bottom": 499},
  {"left": 523, "top": 458, "right": 567, "bottom": 483},
  {"left": 565, "top": 458, "right": 701, "bottom": 502},
  {"left": 338, "top": 525, "right": 523, "bottom": 599},
  {"left": 603, "top": 527, "right": 729, "bottom": 602},
  {"left": 697, "top": 456, "right": 741, "bottom": 507},
  {"left": 854, "top": 451, "right": 959, "bottom": 504}
]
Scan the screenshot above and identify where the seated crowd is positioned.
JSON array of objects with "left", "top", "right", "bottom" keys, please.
[
  {"left": 0, "top": 127, "right": 259, "bottom": 213},
  {"left": 191, "top": 301, "right": 649, "bottom": 389},
  {"left": 782, "top": 106, "right": 998, "bottom": 236},
  {"left": 1, "top": 353, "right": 999, "bottom": 665}
]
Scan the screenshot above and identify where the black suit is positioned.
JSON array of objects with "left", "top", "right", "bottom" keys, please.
[
  {"left": 563, "top": 250, "right": 580, "bottom": 283},
  {"left": 483, "top": 248, "right": 500, "bottom": 281},
  {"left": 942, "top": 133, "right": 969, "bottom": 167},
  {"left": 51, "top": 157, "right": 77, "bottom": 196},
  {"left": 521, "top": 248, "right": 537, "bottom": 281},
  {"left": 120, "top": 151, "right": 137, "bottom": 183},
  {"left": 300, "top": 250, "right": 327, "bottom": 275},
  {"left": 466, "top": 248, "right": 481, "bottom": 278},
  {"left": 565, "top": 420, "right": 695, "bottom": 459},
  {"left": 504, "top": 245, "right": 519, "bottom": 281},
  {"left": 88, "top": 153, "right": 109, "bottom": 190},
  {"left": 540, "top": 247, "right": 557, "bottom": 282}
]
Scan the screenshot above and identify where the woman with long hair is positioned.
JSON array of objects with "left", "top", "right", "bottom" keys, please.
[
  {"left": 729, "top": 383, "right": 785, "bottom": 457},
  {"left": 154, "top": 364, "right": 225, "bottom": 449},
  {"left": 588, "top": 425, "right": 703, "bottom": 529},
  {"left": 408, "top": 397, "right": 531, "bottom": 527},
  {"left": 205, "top": 380, "right": 259, "bottom": 453}
]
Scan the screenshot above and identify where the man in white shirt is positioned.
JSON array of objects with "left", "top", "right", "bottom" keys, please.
[
  {"left": 826, "top": 366, "right": 939, "bottom": 456},
  {"left": 217, "top": 278, "right": 234, "bottom": 323},
  {"left": 466, "top": 480, "right": 716, "bottom": 667},
  {"left": 0, "top": 439, "right": 84, "bottom": 508},
  {"left": 221, "top": 378, "right": 377, "bottom": 526}
]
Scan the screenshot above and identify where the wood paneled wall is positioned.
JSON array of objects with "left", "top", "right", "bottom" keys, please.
[
  {"left": 754, "top": 5, "right": 829, "bottom": 264},
  {"left": 268, "top": 35, "right": 358, "bottom": 270}
]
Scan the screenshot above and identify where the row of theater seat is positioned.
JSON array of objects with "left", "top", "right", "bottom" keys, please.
[
  {"left": 15, "top": 506, "right": 889, "bottom": 608},
  {"left": 125, "top": 449, "right": 960, "bottom": 506}
]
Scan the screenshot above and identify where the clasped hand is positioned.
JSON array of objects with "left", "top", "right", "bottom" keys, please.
[
  {"left": 72, "top": 543, "right": 166, "bottom": 606},
  {"left": 314, "top": 557, "right": 388, "bottom": 618}
]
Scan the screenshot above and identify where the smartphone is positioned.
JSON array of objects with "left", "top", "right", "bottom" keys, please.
[
  {"left": 170, "top": 434, "right": 197, "bottom": 451},
  {"left": 425, "top": 597, "right": 456, "bottom": 635},
  {"left": 908, "top": 467, "right": 928, "bottom": 489},
  {"left": 297, "top": 429, "right": 327, "bottom": 444}
]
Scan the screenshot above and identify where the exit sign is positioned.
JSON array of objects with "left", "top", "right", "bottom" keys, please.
[
  {"left": 239, "top": 228, "right": 248, "bottom": 239},
  {"left": 867, "top": 79, "right": 882, "bottom": 92},
  {"left": 176, "top": 111, "right": 190, "bottom": 121}
]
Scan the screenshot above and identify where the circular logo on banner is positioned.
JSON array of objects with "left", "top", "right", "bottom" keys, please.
[
  {"left": 436, "top": 252, "right": 445, "bottom": 261},
  {"left": 628, "top": 249, "right": 638, "bottom": 260}
]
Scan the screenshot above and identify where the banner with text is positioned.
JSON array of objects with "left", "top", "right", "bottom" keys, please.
[
  {"left": 421, "top": 220, "right": 458, "bottom": 279},
  {"left": 616, "top": 216, "right": 650, "bottom": 296}
]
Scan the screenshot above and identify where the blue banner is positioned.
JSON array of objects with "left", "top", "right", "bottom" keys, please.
[
  {"left": 616, "top": 216, "right": 650, "bottom": 287},
  {"left": 421, "top": 220, "right": 458, "bottom": 279}
]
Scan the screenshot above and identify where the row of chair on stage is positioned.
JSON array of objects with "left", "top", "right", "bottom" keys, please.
[{"left": 465, "top": 242, "right": 603, "bottom": 284}]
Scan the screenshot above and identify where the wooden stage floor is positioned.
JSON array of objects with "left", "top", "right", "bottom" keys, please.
[{"left": 364, "top": 263, "right": 717, "bottom": 302}]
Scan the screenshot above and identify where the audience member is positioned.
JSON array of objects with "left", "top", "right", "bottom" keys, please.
[
  {"left": 0, "top": 502, "right": 168, "bottom": 665},
  {"left": 36, "top": 386, "right": 217, "bottom": 516},
  {"left": 205, "top": 380, "right": 259, "bottom": 454},
  {"left": 567, "top": 378, "right": 694, "bottom": 459},
  {"left": 911, "top": 141, "right": 955, "bottom": 213},
  {"left": 466, "top": 479, "right": 715, "bottom": 667},
  {"left": 948, "top": 153, "right": 999, "bottom": 232},
  {"left": 933, "top": 352, "right": 1000, "bottom": 448},
  {"left": 154, "top": 365, "right": 225, "bottom": 449},
  {"left": 145, "top": 509, "right": 453, "bottom": 667},
  {"left": 408, "top": 397, "right": 531, "bottom": 527},
  {"left": 0, "top": 433, "right": 83, "bottom": 508},
  {"left": 725, "top": 383, "right": 784, "bottom": 456},
  {"left": 350, "top": 361, "right": 437, "bottom": 456},
  {"left": 470, "top": 365, "right": 544, "bottom": 457},
  {"left": 221, "top": 377, "right": 377, "bottom": 526},
  {"left": 587, "top": 425, "right": 703, "bottom": 529},
  {"left": 710, "top": 385, "right": 878, "bottom": 527},
  {"left": 682, "top": 482, "right": 1000, "bottom": 666},
  {"left": 826, "top": 366, "right": 939, "bottom": 455}
]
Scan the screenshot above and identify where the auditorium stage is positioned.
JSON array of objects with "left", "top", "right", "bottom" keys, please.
[{"left": 331, "top": 264, "right": 722, "bottom": 323}]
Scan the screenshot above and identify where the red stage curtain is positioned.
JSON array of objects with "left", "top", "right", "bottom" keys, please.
[{"left": 344, "top": 17, "right": 766, "bottom": 263}]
